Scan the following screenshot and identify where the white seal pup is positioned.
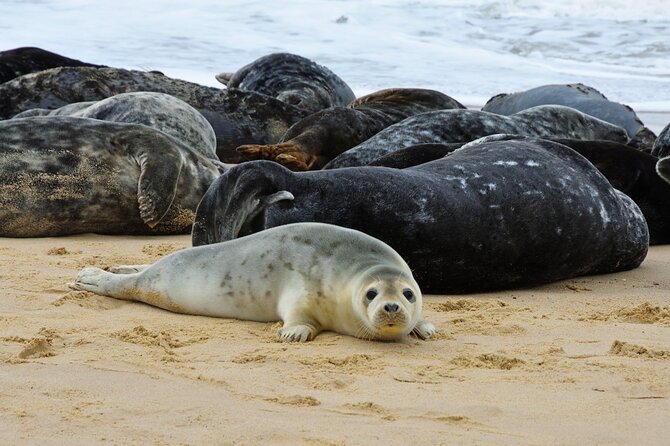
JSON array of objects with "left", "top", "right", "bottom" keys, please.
[{"left": 69, "top": 223, "right": 436, "bottom": 342}]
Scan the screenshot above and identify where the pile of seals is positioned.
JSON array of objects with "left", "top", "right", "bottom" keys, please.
[{"left": 1, "top": 47, "right": 667, "bottom": 341}]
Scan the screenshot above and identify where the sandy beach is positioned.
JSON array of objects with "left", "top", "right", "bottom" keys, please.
[{"left": 1, "top": 231, "right": 668, "bottom": 445}]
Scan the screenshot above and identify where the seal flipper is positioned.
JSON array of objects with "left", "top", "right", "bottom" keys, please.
[
  {"left": 237, "top": 142, "right": 315, "bottom": 171},
  {"left": 137, "top": 152, "right": 183, "bottom": 227},
  {"left": 119, "top": 133, "right": 185, "bottom": 228},
  {"left": 657, "top": 157, "right": 670, "bottom": 185}
]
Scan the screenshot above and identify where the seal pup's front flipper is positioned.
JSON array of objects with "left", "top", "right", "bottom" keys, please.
[{"left": 411, "top": 320, "right": 437, "bottom": 340}]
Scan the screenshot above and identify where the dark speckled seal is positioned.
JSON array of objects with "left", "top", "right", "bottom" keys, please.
[
  {"left": 0, "top": 46, "right": 103, "bottom": 84},
  {"left": 221, "top": 52, "right": 355, "bottom": 113},
  {"left": 370, "top": 136, "right": 670, "bottom": 245},
  {"left": 651, "top": 122, "right": 670, "bottom": 158},
  {"left": 237, "top": 88, "right": 465, "bottom": 170},
  {"left": 0, "top": 66, "right": 307, "bottom": 162},
  {"left": 324, "top": 105, "right": 629, "bottom": 169},
  {"left": 0, "top": 116, "right": 222, "bottom": 237},
  {"left": 482, "top": 83, "right": 656, "bottom": 150},
  {"left": 192, "top": 138, "right": 648, "bottom": 294}
]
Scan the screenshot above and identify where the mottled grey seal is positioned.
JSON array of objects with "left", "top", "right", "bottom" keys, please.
[
  {"left": 0, "top": 66, "right": 308, "bottom": 162},
  {"left": 482, "top": 83, "right": 656, "bottom": 150},
  {"left": 237, "top": 88, "right": 465, "bottom": 170},
  {"left": 192, "top": 139, "right": 648, "bottom": 294},
  {"left": 369, "top": 136, "right": 670, "bottom": 245},
  {"left": 0, "top": 116, "right": 222, "bottom": 237},
  {"left": 221, "top": 52, "right": 355, "bottom": 113},
  {"left": 651, "top": 122, "right": 670, "bottom": 158},
  {"left": 0, "top": 46, "right": 102, "bottom": 84},
  {"left": 14, "top": 92, "right": 218, "bottom": 160},
  {"left": 324, "top": 105, "right": 629, "bottom": 169},
  {"left": 70, "top": 223, "right": 436, "bottom": 342}
]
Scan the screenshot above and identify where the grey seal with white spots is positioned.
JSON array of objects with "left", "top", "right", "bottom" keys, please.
[
  {"left": 192, "top": 137, "right": 648, "bottom": 294},
  {"left": 70, "top": 223, "right": 436, "bottom": 342},
  {"left": 324, "top": 105, "right": 629, "bottom": 169}
]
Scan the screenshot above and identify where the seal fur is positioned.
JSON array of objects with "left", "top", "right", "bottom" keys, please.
[
  {"left": 193, "top": 138, "right": 648, "bottom": 294},
  {"left": 237, "top": 88, "right": 465, "bottom": 170},
  {"left": 70, "top": 223, "right": 436, "bottom": 342},
  {"left": 482, "top": 83, "right": 656, "bottom": 150},
  {"left": 0, "top": 66, "right": 308, "bottom": 162},
  {"left": 324, "top": 105, "right": 629, "bottom": 169},
  {"left": 0, "top": 116, "right": 222, "bottom": 237},
  {"left": 222, "top": 52, "right": 355, "bottom": 113}
]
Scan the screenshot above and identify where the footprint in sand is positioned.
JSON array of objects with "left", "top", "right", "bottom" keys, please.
[
  {"left": 609, "top": 340, "right": 670, "bottom": 360},
  {"left": 52, "top": 290, "right": 125, "bottom": 310}
]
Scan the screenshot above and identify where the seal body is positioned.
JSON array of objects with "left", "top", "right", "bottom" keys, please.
[
  {"left": 369, "top": 136, "right": 670, "bottom": 245},
  {"left": 658, "top": 157, "right": 670, "bottom": 185},
  {"left": 193, "top": 140, "right": 648, "bottom": 294},
  {"left": 651, "top": 123, "right": 670, "bottom": 158},
  {"left": 0, "top": 66, "right": 308, "bottom": 162},
  {"left": 14, "top": 92, "right": 218, "bottom": 160},
  {"left": 223, "top": 53, "right": 355, "bottom": 113},
  {"left": 0, "top": 116, "right": 222, "bottom": 237},
  {"left": 482, "top": 83, "right": 656, "bottom": 150},
  {"left": 324, "top": 105, "right": 629, "bottom": 169},
  {"left": 70, "top": 223, "right": 436, "bottom": 342},
  {"left": 0, "top": 46, "right": 102, "bottom": 84},
  {"left": 238, "top": 88, "right": 465, "bottom": 170}
]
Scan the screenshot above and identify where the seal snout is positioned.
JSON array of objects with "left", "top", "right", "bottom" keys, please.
[{"left": 383, "top": 303, "right": 400, "bottom": 314}]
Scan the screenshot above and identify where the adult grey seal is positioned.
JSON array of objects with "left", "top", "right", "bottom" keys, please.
[
  {"left": 220, "top": 52, "right": 355, "bottom": 113},
  {"left": 0, "top": 66, "right": 308, "bottom": 162},
  {"left": 0, "top": 116, "right": 222, "bottom": 237},
  {"left": 0, "top": 46, "right": 102, "bottom": 84},
  {"left": 70, "top": 223, "right": 436, "bottom": 342},
  {"left": 369, "top": 136, "right": 670, "bottom": 245},
  {"left": 14, "top": 92, "right": 218, "bottom": 160},
  {"left": 651, "top": 123, "right": 670, "bottom": 158},
  {"left": 237, "top": 88, "right": 465, "bottom": 170},
  {"left": 191, "top": 139, "right": 648, "bottom": 294},
  {"left": 482, "top": 83, "right": 656, "bottom": 150},
  {"left": 324, "top": 105, "right": 629, "bottom": 169}
]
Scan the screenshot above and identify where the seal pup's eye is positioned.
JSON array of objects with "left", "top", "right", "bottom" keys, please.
[
  {"left": 365, "top": 289, "right": 378, "bottom": 301},
  {"left": 403, "top": 288, "right": 415, "bottom": 302}
]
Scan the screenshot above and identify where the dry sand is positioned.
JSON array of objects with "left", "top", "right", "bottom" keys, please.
[{"left": 1, "top": 234, "right": 669, "bottom": 445}]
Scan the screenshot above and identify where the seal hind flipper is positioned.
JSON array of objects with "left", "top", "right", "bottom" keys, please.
[
  {"left": 215, "top": 72, "right": 234, "bottom": 85},
  {"left": 237, "top": 142, "right": 315, "bottom": 171}
]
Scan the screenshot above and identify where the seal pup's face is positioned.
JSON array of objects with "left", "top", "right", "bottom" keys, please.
[{"left": 353, "top": 269, "right": 422, "bottom": 341}]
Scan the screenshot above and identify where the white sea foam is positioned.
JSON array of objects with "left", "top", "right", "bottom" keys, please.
[{"left": 0, "top": 0, "right": 668, "bottom": 113}]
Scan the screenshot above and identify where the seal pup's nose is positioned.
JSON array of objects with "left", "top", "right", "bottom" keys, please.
[{"left": 384, "top": 303, "right": 399, "bottom": 313}]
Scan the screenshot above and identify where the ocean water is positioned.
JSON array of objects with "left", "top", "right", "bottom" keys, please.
[{"left": 1, "top": 0, "right": 669, "bottom": 112}]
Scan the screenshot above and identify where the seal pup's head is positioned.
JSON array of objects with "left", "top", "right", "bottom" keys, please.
[{"left": 352, "top": 265, "right": 423, "bottom": 341}]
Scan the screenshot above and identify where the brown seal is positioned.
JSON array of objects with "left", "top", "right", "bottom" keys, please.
[{"left": 237, "top": 88, "right": 465, "bottom": 170}]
